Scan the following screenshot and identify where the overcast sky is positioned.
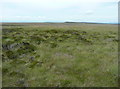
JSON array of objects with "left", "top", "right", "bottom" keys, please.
[{"left": 1, "top": 0, "right": 119, "bottom": 23}]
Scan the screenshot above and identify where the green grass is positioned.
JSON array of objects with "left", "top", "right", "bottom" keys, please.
[{"left": 2, "top": 23, "right": 118, "bottom": 87}]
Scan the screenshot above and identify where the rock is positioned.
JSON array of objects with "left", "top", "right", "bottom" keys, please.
[{"left": 29, "top": 56, "right": 35, "bottom": 62}]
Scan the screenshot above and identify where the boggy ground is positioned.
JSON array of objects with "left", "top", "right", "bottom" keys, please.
[{"left": 2, "top": 23, "right": 118, "bottom": 87}]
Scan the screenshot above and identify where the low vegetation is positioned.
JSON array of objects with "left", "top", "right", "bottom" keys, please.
[{"left": 2, "top": 23, "right": 118, "bottom": 87}]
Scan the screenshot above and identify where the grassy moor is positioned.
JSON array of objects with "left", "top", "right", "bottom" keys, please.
[{"left": 2, "top": 23, "right": 118, "bottom": 87}]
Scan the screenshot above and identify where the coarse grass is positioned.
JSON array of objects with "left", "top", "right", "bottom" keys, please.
[{"left": 2, "top": 23, "right": 118, "bottom": 87}]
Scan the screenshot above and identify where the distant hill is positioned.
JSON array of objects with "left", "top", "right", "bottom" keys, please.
[{"left": 64, "top": 21, "right": 118, "bottom": 24}]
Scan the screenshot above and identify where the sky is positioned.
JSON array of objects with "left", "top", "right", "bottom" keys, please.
[{"left": 1, "top": 0, "right": 119, "bottom": 23}]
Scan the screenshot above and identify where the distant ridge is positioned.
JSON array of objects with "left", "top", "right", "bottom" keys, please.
[
  {"left": 1, "top": 21, "right": 118, "bottom": 25},
  {"left": 64, "top": 21, "right": 118, "bottom": 25}
]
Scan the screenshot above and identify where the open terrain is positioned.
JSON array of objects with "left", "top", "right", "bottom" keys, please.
[{"left": 2, "top": 23, "right": 118, "bottom": 87}]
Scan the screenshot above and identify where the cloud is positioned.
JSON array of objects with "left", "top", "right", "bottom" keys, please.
[
  {"left": 85, "top": 10, "right": 94, "bottom": 15},
  {"left": 1, "top": 0, "right": 119, "bottom": 3},
  {"left": 1, "top": 0, "right": 118, "bottom": 23}
]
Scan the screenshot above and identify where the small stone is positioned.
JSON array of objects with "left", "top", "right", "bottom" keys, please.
[{"left": 29, "top": 56, "right": 35, "bottom": 61}]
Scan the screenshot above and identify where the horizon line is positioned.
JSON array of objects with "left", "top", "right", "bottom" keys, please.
[{"left": 1, "top": 21, "right": 118, "bottom": 25}]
